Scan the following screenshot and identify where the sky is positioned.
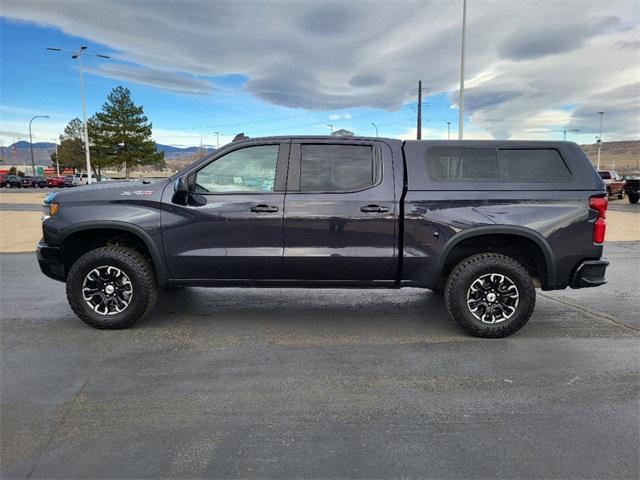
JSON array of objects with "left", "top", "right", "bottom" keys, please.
[{"left": 1, "top": 0, "right": 639, "bottom": 148}]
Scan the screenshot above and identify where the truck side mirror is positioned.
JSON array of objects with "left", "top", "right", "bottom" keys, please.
[
  {"left": 175, "top": 176, "right": 189, "bottom": 193},
  {"left": 172, "top": 176, "right": 190, "bottom": 205}
]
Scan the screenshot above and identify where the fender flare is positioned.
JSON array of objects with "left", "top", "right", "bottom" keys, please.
[
  {"left": 59, "top": 221, "right": 168, "bottom": 287},
  {"left": 434, "top": 225, "right": 556, "bottom": 287}
]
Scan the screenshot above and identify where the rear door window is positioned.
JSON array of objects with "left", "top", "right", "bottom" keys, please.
[{"left": 299, "top": 144, "right": 379, "bottom": 192}]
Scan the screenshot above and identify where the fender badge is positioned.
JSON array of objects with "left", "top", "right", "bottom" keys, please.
[{"left": 120, "top": 191, "right": 154, "bottom": 196}]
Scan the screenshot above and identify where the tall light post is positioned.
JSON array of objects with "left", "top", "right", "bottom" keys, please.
[
  {"left": 596, "top": 111, "right": 604, "bottom": 169},
  {"left": 214, "top": 131, "right": 220, "bottom": 148},
  {"left": 29, "top": 115, "right": 50, "bottom": 175},
  {"left": 458, "top": 0, "right": 467, "bottom": 140},
  {"left": 326, "top": 124, "right": 334, "bottom": 135},
  {"left": 47, "top": 46, "right": 110, "bottom": 184},
  {"left": 371, "top": 122, "right": 379, "bottom": 137},
  {"left": 447, "top": 121, "right": 451, "bottom": 140}
]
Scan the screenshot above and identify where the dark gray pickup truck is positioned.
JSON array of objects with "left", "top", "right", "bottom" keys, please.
[{"left": 38, "top": 137, "right": 609, "bottom": 337}]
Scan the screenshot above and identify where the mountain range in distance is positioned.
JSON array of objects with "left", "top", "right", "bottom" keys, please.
[{"left": 0, "top": 141, "right": 217, "bottom": 165}]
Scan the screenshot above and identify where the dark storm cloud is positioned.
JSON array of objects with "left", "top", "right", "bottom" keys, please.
[
  {"left": 349, "top": 73, "right": 386, "bottom": 88},
  {"left": 499, "top": 16, "right": 623, "bottom": 60}
]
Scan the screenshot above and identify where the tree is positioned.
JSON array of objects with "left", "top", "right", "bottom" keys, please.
[
  {"left": 52, "top": 118, "right": 86, "bottom": 172},
  {"left": 91, "top": 86, "right": 163, "bottom": 177},
  {"left": 88, "top": 116, "right": 116, "bottom": 179}
]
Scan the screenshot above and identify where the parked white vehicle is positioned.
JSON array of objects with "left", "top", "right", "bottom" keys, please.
[{"left": 72, "top": 173, "right": 89, "bottom": 186}]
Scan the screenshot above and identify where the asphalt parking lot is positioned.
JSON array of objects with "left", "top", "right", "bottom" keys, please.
[{"left": 1, "top": 243, "right": 639, "bottom": 479}]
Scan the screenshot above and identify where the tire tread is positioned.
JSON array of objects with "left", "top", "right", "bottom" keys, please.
[
  {"left": 66, "top": 246, "right": 157, "bottom": 329},
  {"left": 444, "top": 253, "right": 535, "bottom": 338}
]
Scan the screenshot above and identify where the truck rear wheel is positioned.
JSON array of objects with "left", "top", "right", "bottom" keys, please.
[
  {"left": 629, "top": 193, "right": 639, "bottom": 204},
  {"left": 66, "top": 246, "right": 158, "bottom": 329},
  {"left": 444, "top": 253, "right": 535, "bottom": 338}
]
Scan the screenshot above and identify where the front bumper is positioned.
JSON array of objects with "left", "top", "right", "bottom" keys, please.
[
  {"left": 36, "top": 240, "right": 65, "bottom": 282},
  {"left": 570, "top": 259, "right": 609, "bottom": 289}
]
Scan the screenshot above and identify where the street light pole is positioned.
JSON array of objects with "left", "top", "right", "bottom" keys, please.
[
  {"left": 596, "top": 111, "right": 604, "bottom": 170},
  {"left": 29, "top": 115, "right": 50, "bottom": 175},
  {"left": 47, "top": 46, "right": 110, "bottom": 184},
  {"left": 447, "top": 122, "right": 451, "bottom": 140},
  {"left": 371, "top": 122, "right": 379, "bottom": 137},
  {"left": 77, "top": 52, "right": 92, "bottom": 183},
  {"left": 458, "top": 0, "right": 467, "bottom": 140},
  {"left": 214, "top": 131, "right": 220, "bottom": 148},
  {"left": 326, "top": 124, "right": 334, "bottom": 134}
]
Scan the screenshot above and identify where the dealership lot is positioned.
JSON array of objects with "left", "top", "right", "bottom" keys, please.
[{"left": 1, "top": 243, "right": 638, "bottom": 479}]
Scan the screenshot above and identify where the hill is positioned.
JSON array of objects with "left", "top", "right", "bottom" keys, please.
[{"left": 579, "top": 141, "right": 639, "bottom": 172}]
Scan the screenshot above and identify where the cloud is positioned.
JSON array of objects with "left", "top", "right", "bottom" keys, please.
[
  {"left": 349, "top": 73, "right": 386, "bottom": 88},
  {"left": 329, "top": 113, "right": 352, "bottom": 121},
  {"left": 498, "top": 15, "right": 624, "bottom": 60},
  {"left": 85, "top": 64, "right": 214, "bottom": 96},
  {"left": 2, "top": 0, "right": 639, "bottom": 139}
]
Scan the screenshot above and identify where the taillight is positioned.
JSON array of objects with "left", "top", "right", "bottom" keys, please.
[{"left": 589, "top": 195, "right": 608, "bottom": 244}]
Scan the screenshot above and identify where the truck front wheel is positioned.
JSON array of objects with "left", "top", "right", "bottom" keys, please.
[
  {"left": 444, "top": 253, "right": 535, "bottom": 338},
  {"left": 66, "top": 246, "right": 158, "bottom": 329}
]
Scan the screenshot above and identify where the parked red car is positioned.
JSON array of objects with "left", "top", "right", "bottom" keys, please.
[
  {"left": 598, "top": 170, "right": 625, "bottom": 199},
  {"left": 46, "top": 176, "right": 66, "bottom": 188}
]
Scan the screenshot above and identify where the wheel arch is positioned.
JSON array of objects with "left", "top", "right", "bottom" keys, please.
[
  {"left": 435, "top": 226, "right": 556, "bottom": 288},
  {"left": 59, "top": 221, "right": 168, "bottom": 287}
]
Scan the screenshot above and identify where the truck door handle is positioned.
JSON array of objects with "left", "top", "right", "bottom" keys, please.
[
  {"left": 360, "top": 204, "right": 389, "bottom": 213},
  {"left": 250, "top": 204, "right": 279, "bottom": 213}
]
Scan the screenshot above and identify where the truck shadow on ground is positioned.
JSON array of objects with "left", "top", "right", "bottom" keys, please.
[{"left": 144, "top": 287, "right": 461, "bottom": 337}]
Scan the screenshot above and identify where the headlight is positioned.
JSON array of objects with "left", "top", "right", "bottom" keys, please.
[
  {"left": 42, "top": 202, "right": 59, "bottom": 221},
  {"left": 42, "top": 192, "right": 59, "bottom": 221}
]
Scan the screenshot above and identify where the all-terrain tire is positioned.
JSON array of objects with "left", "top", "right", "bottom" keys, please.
[
  {"left": 66, "top": 246, "right": 158, "bottom": 329},
  {"left": 618, "top": 189, "right": 624, "bottom": 200},
  {"left": 444, "top": 253, "right": 536, "bottom": 338},
  {"left": 629, "top": 193, "right": 639, "bottom": 204}
]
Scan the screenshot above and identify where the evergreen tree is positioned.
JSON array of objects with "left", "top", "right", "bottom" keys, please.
[
  {"left": 52, "top": 118, "right": 86, "bottom": 171},
  {"left": 88, "top": 115, "right": 116, "bottom": 179},
  {"left": 92, "top": 86, "right": 163, "bottom": 177}
]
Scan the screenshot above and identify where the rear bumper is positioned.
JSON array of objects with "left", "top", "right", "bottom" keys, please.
[
  {"left": 570, "top": 259, "right": 609, "bottom": 289},
  {"left": 36, "top": 240, "right": 65, "bottom": 282}
]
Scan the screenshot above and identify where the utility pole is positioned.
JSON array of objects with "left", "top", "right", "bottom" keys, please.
[
  {"left": 214, "top": 131, "right": 220, "bottom": 148},
  {"left": 417, "top": 80, "right": 422, "bottom": 140},
  {"left": 29, "top": 115, "right": 49, "bottom": 175},
  {"left": 458, "top": 0, "right": 467, "bottom": 140},
  {"left": 371, "top": 122, "right": 378, "bottom": 137},
  {"left": 47, "top": 46, "right": 110, "bottom": 184},
  {"left": 447, "top": 122, "right": 451, "bottom": 140},
  {"left": 596, "top": 111, "right": 604, "bottom": 170}
]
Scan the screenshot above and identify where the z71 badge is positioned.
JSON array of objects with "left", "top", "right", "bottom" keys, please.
[{"left": 120, "top": 191, "right": 154, "bottom": 196}]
